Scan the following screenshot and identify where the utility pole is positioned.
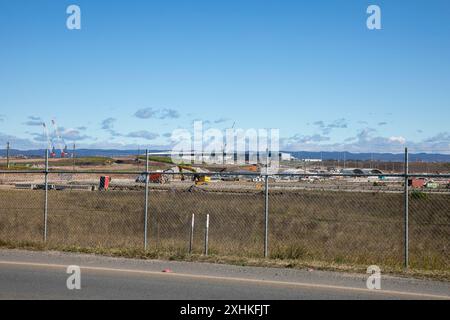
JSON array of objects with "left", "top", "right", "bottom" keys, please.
[
  {"left": 137, "top": 147, "right": 141, "bottom": 170},
  {"left": 343, "top": 152, "right": 346, "bottom": 169},
  {"left": 144, "top": 149, "right": 149, "bottom": 250},
  {"left": 6, "top": 142, "right": 10, "bottom": 169},
  {"left": 320, "top": 152, "right": 323, "bottom": 170},
  {"left": 264, "top": 148, "right": 269, "bottom": 258},
  {"left": 404, "top": 147, "right": 409, "bottom": 269},
  {"left": 72, "top": 143, "right": 76, "bottom": 171}
]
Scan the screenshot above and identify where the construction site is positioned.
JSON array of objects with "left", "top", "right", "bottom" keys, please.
[
  {"left": 0, "top": 118, "right": 449, "bottom": 192},
  {"left": 0, "top": 135, "right": 449, "bottom": 275},
  {"left": 0, "top": 117, "right": 449, "bottom": 274},
  {"left": 0, "top": 160, "right": 449, "bottom": 194},
  {"left": 0, "top": 145, "right": 450, "bottom": 194}
]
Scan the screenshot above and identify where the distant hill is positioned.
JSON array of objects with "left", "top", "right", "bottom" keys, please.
[
  {"left": 0, "top": 149, "right": 449, "bottom": 162},
  {"left": 289, "top": 151, "right": 450, "bottom": 163},
  {"left": 0, "top": 149, "right": 157, "bottom": 158}
]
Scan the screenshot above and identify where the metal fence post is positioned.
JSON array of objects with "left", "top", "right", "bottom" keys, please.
[
  {"left": 404, "top": 147, "right": 409, "bottom": 269},
  {"left": 264, "top": 174, "right": 269, "bottom": 258},
  {"left": 6, "top": 142, "right": 10, "bottom": 169},
  {"left": 144, "top": 149, "right": 149, "bottom": 250},
  {"left": 204, "top": 214, "right": 210, "bottom": 256},
  {"left": 43, "top": 149, "right": 49, "bottom": 243},
  {"left": 189, "top": 214, "right": 195, "bottom": 254}
]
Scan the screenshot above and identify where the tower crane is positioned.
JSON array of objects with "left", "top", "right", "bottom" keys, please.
[
  {"left": 42, "top": 122, "right": 57, "bottom": 158},
  {"left": 51, "top": 119, "right": 69, "bottom": 158},
  {"left": 222, "top": 121, "right": 236, "bottom": 164}
]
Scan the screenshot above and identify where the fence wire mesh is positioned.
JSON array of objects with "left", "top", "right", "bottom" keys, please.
[
  {"left": 268, "top": 187, "right": 404, "bottom": 266},
  {"left": 147, "top": 186, "right": 265, "bottom": 257},
  {"left": 0, "top": 170, "right": 448, "bottom": 272},
  {"left": 0, "top": 173, "right": 44, "bottom": 243},
  {"left": 46, "top": 173, "right": 145, "bottom": 248},
  {"left": 409, "top": 191, "right": 450, "bottom": 270}
]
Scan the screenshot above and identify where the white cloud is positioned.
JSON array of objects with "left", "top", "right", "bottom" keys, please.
[
  {"left": 281, "top": 128, "right": 450, "bottom": 154},
  {"left": 388, "top": 136, "right": 406, "bottom": 144},
  {"left": 0, "top": 132, "right": 41, "bottom": 149},
  {"left": 134, "top": 108, "right": 180, "bottom": 120},
  {"left": 125, "top": 131, "right": 159, "bottom": 140},
  {"left": 313, "top": 118, "right": 348, "bottom": 135},
  {"left": 101, "top": 118, "right": 116, "bottom": 130},
  {"left": 61, "top": 128, "right": 91, "bottom": 141}
]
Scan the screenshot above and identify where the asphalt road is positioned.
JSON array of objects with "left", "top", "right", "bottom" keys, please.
[{"left": 0, "top": 249, "right": 448, "bottom": 300}]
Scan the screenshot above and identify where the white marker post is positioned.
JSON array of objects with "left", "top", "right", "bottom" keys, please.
[
  {"left": 204, "top": 214, "right": 210, "bottom": 256},
  {"left": 189, "top": 214, "right": 195, "bottom": 254}
]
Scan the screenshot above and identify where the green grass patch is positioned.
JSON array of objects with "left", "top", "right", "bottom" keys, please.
[
  {"left": 411, "top": 190, "right": 428, "bottom": 200},
  {"left": 0, "top": 164, "right": 40, "bottom": 171},
  {"left": 137, "top": 156, "right": 174, "bottom": 164},
  {"left": 53, "top": 157, "right": 115, "bottom": 166}
]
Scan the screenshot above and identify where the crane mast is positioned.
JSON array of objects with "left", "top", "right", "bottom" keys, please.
[
  {"left": 51, "top": 119, "right": 68, "bottom": 158},
  {"left": 42, "top": 122, "right": 57, "bottom": 158}
]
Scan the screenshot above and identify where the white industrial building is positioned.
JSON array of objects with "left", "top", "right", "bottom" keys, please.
[
  {"left": 301, "top": 158, "right": 323, "bottom": 162},
  {"left": 341, "top": 168, "right": 384, "bottom": 175},
  {"left": 280, "top": 152, "right": 296, "bottom": 161},
  {"left": 149, "top": 151, "right": 295, "bottom": 164}
]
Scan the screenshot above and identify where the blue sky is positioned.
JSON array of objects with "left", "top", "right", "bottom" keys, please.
[{"left": 0, "top": 0, "right": 449, "bottom": 153}]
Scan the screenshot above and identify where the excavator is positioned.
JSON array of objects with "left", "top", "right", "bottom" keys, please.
[
  {"left": 135, "top": 165, "right": 210, "bottom": 185},
  {"left": 177, "top": 165, "right": 195, "bottom": 181},
  {"left": 177, "top": 165, "right": 211, "bottom": 185}
]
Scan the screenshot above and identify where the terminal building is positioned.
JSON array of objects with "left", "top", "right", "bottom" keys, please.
[{"left": 341, "top": 168, "right": 384, "bottom": 175}]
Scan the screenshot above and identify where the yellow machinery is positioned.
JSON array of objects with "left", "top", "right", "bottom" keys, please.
[
  {"left": 177, "top": 165, "right": 210, "bottom": 185},
  {"left": 194, "top": 174, "right": 211, "bottom": 185},
  {"left": 178, "top": 165, "right": 196, "bottom": 181}
]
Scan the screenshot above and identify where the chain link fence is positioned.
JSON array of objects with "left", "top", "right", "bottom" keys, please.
[
  {"left": 409, "top": 192, "right": 450, "bottom": 270},
  {"left": 268, "top": 188, "right": 405, "bottom": 266},
  {"left": 0, "top": 168, "right": 449, "bottom": 271},
  {"left": 0, "top": 173, "right": 44, "bottom": 244},
  {"left": 46, "top": 173, "right": 146, "bottom": 249}
]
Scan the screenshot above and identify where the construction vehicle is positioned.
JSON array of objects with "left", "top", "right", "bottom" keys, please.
[
  {"left": 176, "top": 165, "right": 211, "bottom": 185},
  {"left": 150, "top": 173, "right": 169, "bottom": 184},
  {"left": 193, "top": 174, "right": 211, "bottom": 185},
  {"left": 425, "top": 181, "right": 439, "bottom": 189},
  {"left": 177, "top": 165, "right": 196, "bottom": 181},
  {"left": 135, "top": 172, "right": 169, "bottom": 184}
]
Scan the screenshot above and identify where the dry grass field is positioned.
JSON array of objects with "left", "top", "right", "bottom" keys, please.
[{"left": 0, "top": 187, "right": 448, "bottom": 272}]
